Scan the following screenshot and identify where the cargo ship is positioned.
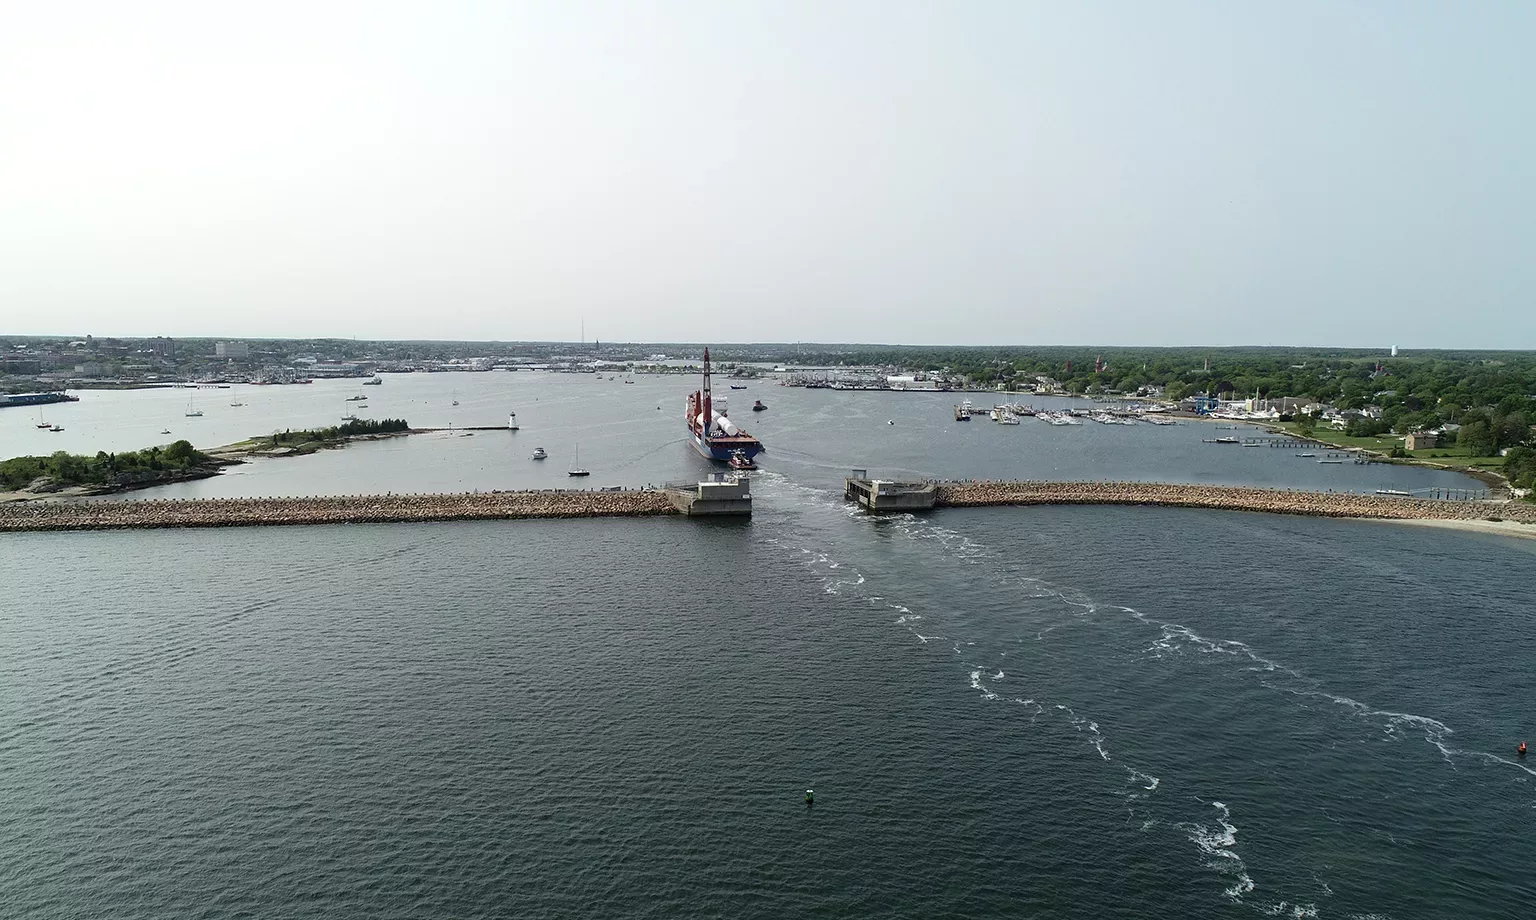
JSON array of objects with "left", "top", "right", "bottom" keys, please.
[{"left": 686, "top": 348, "right": 764, "bottom": 463}]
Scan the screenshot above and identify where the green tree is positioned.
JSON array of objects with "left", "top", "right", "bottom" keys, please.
[{"left": 1459, "top": 419, "right": 1497, "bottom": 456}]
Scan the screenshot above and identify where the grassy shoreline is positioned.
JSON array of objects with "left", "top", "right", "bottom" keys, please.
[
  {"left": 1225, "top": 417, "right": 1512, "bottom": 489},
  {"left": 0, "top": 423, "right": 415, "bottom": 502}
]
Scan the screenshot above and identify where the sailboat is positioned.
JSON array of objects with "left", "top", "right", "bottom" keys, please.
[
  {"left": 567, "top": 443, "right": 590, "bottom": 477},
  {"left": 35, "top": 407, "right": 51, "bottom": 428},
  {"left": 185, "top": 393, "right": 203, "bottom": 417}
]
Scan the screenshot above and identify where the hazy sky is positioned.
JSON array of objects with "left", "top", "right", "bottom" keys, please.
[{"left": 2, "top": 2, "right": 1531, "bottom": 346}]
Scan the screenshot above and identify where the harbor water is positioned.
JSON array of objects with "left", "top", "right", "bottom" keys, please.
[
  {"left": 3, "top": 373, "right": 1533, "bottom": 918},
  {"left": 0, "top": 373, "right": 1488, "bottom": 497}
]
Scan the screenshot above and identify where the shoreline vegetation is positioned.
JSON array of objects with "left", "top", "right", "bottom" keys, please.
[
  {"left": 1201, "top": 415, "right": 1518, "bottom": 490},
  {"left": 0, "top": 419, "right": 412, "bottom": 502},
  {"left": 1, "top": 481, "right": 1532, "bottom": 535}
]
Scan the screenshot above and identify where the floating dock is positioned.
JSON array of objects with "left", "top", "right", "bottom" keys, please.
[
  {"left": 666, "top": 473, "right": 752, "bottom": 516},
  {"left": 844, "top": 470, "right": 938, "bottom": 513}
]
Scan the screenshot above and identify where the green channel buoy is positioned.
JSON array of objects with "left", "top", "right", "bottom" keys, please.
[{"left": 805, "top": 789, "right": 814, "bottom": 805}]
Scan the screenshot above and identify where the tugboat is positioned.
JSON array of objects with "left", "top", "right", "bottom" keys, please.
[
  {"left": 752, "top": 400, "right": 767, "bottom": 412},
  {"left": 531, "top": 447, "right": 547, "bottom": 460},
  {"left": 686, "top": 349, "right": 765, "bottom": 462},
  {"left": 728, "top": 449, "right": 756, "bottom": 471}
]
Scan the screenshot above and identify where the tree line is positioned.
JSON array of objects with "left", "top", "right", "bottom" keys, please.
[
  {"left": 0, "top": 440, "right": 210, "bottom": 491},
  {"left": 270, "top": 418, "right": 410, "bottom": 445}
]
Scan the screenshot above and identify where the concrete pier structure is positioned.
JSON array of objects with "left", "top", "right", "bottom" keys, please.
[
  {"left": 845, "top": 471, "right": 938, "bottom": 513},
  {"left": 666, "top": 473, "right": 752, "bottom": 516}
]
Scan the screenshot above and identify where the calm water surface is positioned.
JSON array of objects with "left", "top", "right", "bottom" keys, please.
[
  {"left": 3, "top": 374, "right": 1533, "bottom": 918},
  {"left": 1, "top": 372, "right": 1485, "bottom": 496}
]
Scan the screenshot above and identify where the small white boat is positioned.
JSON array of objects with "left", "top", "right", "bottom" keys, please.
[
  {"left": 532, "top": 447, "right": 547, "bottom": 460},
  {"left": 48, "top": 425, "right": 64, "bottom": 432},
  {"left": 160, "top": 429, "right": 172, "bottom": 435},
  {"left": 362, "top": 376, "right": 382, "bottom": 386}
]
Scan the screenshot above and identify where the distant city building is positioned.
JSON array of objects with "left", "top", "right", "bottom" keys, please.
[
  {"left": 308, "top": 361, "right": 366, "bottom": 377},
  {"left": 149, "top": 336, "right": 176, "bottom": 357},
  {"left": 1, "top": 358, "right": 42, "bottom": 375},
  {"left": 216, "top": 341, "right": 250, "bottom": 359}
]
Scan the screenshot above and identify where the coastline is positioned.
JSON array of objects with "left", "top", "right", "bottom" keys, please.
[
  {"left": 0, "top": 429, "right": 420, "bottom": 503},
  {"left": 1387, "top": 517, "right": 1536, "bottom": 542},
  {"left": 1230, "top": 417, "right": 1511, "bottom": 489}
]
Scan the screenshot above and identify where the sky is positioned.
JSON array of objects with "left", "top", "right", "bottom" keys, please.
[{"left": 1, "top": 1, "right": 1531, "bottom": 347}]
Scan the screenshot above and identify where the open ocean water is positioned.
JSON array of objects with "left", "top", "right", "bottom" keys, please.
[{"left": 3, "top": 374, "right": 1534, "bottom": 917}]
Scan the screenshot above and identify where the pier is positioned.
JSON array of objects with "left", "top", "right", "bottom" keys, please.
[
  {"left": 665, "top": 473, "right": 753, "bottom": 516},
  {"left": 845, "top": 472, "right": 939, "bottom": 513}
]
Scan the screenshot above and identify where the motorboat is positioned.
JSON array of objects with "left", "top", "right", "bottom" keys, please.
[
  {"left": 532, "top": 448, "right": 547, "bottom": 460},
  {"left": 752, "top": 400, "right": 767, "bottom": 411}
]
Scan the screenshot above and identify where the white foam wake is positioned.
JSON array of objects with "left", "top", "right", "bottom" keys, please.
[{"left": 1180, "top": 800, "right": 1255, "bottom": 900}]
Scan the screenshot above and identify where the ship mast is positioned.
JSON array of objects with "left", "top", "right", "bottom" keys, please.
[{"left": 702, "top": 347, "right": 713, "bottom": 437}]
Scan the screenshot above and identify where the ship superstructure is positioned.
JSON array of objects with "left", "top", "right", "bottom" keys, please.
[{"left": 686, "top": 348, "right": 764, "bottom": 462}]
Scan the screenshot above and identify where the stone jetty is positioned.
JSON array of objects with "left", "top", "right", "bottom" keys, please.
[
  {"left": 5, "top": 481, "right": 1533, "bottom": 533},
  {"left": 0, "top": 489, "right": 677, "bottom": 532},
  {"left": 935, "top": 481, "right": 1536, "bottom": 524}
]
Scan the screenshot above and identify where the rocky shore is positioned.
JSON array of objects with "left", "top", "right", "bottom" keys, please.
[
  {"left": 0, "top": 489, "right": 676, "bottom": 532},
  {"left": 935, "top": 480, "right": 1536, "bottom": 524}
]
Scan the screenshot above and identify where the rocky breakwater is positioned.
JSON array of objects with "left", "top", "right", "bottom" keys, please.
[
  {"left": 0, "top": 489, "right": 677, "bottom": 532},
  {"left": 934, "top": 481, "right": 1536, "bottom": 524}
]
